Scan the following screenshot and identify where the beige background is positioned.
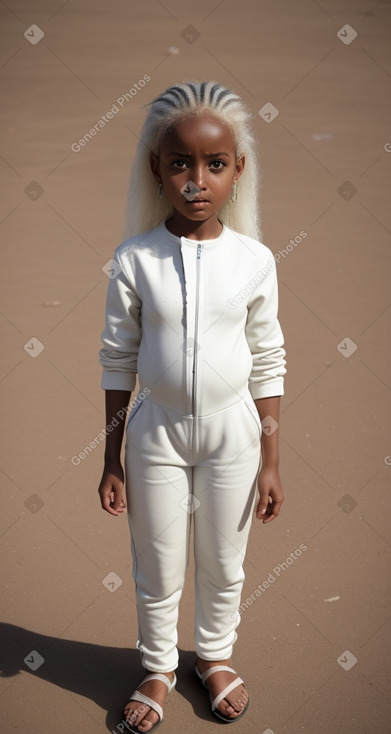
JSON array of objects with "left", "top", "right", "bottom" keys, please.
[{"left": 0, "top": 1, "right": 390, "bottom": 732}]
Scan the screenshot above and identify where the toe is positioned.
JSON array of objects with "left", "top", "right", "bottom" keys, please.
[
  {"left": 218, "top": 699, "right": 239, "bottom": 718},
  {"left": 219, "top": 685, "right": 248, "bottom": 718},
  {"left": 138, "top": 709, "right": 159, "bottom": 732},
  {"left": 123, "top": 702, "right": 137, "bottom": 722},
  {"left": 124, "top": 702, "right": 148, "bottom": 727},
  {"left": 225, "top": 703, "right": 238, "bottom": 716},
  {"left": 138, "top": 718, "right": 152, "bottom": 732}
]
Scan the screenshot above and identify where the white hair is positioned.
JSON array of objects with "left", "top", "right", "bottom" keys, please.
[{"left": 122, "top": 80, "right": 263, "bottom": 241}]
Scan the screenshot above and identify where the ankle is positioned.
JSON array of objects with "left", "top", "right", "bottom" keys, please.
[
  {"left": 196, "top": 657, "right": 230, "bottom": 672},
  {"left": 146, "top": 669, "right": 175, "bottom": 682}
]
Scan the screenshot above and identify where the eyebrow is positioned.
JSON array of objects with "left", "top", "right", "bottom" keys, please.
[{"left": 166, "top": 151, "right": 231, "bottom": 158}]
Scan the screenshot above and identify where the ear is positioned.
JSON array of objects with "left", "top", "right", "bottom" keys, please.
[
  {"left": 233, "top": 153, "right": 245, "bottom": 185},
  {"left": 150, "top": 152, "right": 162, "bottom": 185}
]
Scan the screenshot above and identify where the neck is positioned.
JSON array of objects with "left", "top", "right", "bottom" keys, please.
[{"left": 164, "top": 214, "right": 223, "bottom": 241}]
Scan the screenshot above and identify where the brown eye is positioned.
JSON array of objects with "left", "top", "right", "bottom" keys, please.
[{"left": 210, "top": 161, "right": 225, "bottom": 171}]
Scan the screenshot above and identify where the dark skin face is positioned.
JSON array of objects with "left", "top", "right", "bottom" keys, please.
[{"left": 150, "top": 111, "right": 245, "bottom": 240}]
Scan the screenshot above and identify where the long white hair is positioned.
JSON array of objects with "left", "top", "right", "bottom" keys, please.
[{"left": 122, "top": 80, "right": 263, "bottom": 242}]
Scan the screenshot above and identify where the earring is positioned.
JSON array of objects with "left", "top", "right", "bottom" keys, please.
[
  {"left": 231, "top": 182, "right": 237, "bottom": 203},
  {"left": 158, "top": 183, "right": 164, "bottom": 198}
]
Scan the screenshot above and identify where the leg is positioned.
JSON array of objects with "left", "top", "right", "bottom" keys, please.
[
  {"left": 193, "top": 399, "right": 261, "bottom": 719},
  {"left": 126, "top": 459, "right": 191, "bottom": 672},
  {"left": 123, "top": 402, "right": 192, "bottom": 730}
]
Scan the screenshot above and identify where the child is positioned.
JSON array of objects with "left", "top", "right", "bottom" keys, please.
[{"left": 98, "top": 80, "right": 286, "bottom": 733}]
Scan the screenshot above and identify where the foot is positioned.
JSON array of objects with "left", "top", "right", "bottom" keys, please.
[
  {"left": 123, "top": 671, "right": 175, "bottom": 732},
  {"left": 196, "top": 657, "right": 248, "bottom": 720}
]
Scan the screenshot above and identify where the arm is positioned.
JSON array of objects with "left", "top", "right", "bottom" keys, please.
[
  {"left": 254, "top": 395, "right": 284, "bottom": 523},
  {"left": 244, "top": 251, "right": 286, "bottom": 523},
  {"left": 99, "top": 247, "right": 141, "bottom": 392},
  {"left": 98, "top": 389, "right": 131, "bottom": 516},
  {"left": 98, "top": 245, "right": 141, "bottom": 517}
]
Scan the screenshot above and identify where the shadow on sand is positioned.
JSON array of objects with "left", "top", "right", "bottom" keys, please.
[{"left": 0, "top": 623, "right": 212, "bottom": 731}]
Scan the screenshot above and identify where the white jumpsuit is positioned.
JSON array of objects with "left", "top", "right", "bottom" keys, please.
[{"left": 99, "top": 220, "right": 286, "bottom": 672}]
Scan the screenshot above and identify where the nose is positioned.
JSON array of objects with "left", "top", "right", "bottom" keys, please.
[{"left": 191, "top": 164, "right": 206, "bottom": 190}]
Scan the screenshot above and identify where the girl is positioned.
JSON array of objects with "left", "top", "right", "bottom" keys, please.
[{"left": 98, "top": 80, "right": 286, "bottom": 733}]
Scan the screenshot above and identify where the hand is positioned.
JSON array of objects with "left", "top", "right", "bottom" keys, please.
[
  {"left": 98, "top": 463, "right": 127, "bottom": 516},
  {"left": 256, "top": 465, "right": 284, "bottom": 523}
]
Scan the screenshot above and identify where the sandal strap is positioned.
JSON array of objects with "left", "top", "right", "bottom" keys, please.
[
  {"left": 199, "top": 665, "right": 236, "bottom": 684},
  {"left": 127, "top": 673, "right": 176, "bottom": 723},
  {"left": 211, "top": 677, "right": 244, "bottom": 711},
  {"left": 142, "top": 672, "right": 177, "bottom": 692},
  {"left": 129, "top": 691, "right": 163, "bottom": 721}
]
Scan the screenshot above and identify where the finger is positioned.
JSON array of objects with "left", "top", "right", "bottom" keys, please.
[
  {"left": 103, "top": 500, "right": 120, "bottom": 516},
  {"left": 111, "top": 494, "right": 127, "bottom": 512},
  {"left": 256, "top": 498, "right": 268, "bottom": 520},
  {"left": 263, "top": 499, "right": 283, "bottom": 523},
  {"left": 100, "top": 488, "right": 121, "bottom": 516}
]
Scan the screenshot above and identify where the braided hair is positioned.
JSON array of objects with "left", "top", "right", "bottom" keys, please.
[{"left": 122, "top": 80, "right": 262, "bottom": 241}]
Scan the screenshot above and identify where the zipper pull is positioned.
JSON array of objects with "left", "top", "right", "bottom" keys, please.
[{"left": 197, "top": 244, "right": 202, "bottom": 259}]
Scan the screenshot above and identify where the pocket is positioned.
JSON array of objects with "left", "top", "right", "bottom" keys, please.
[
  {"left": 243, "top": 396, "right": 263, "bottom": 440},
  {"left": 126, "top": 397, "right": 144, "bottom": 433}
]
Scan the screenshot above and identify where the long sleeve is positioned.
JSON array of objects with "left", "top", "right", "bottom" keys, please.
[
  {"left": 99, "top": 248, "right": 141, "bottom": 391},
  {"left": 245, "top": 253, "right": 286, "bottom": 399}
]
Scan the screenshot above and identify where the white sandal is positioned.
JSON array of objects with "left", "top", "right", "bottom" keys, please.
[
  {"left": 195, "top": 664, "right": 249, "bottom": 723},
  {"left": 124, "top": 672, "right": 176, "bottom": 733}
]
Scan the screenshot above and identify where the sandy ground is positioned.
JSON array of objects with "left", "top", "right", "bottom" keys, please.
[{"left": 0, "top": 0, "right": 391, "bottom": 732}]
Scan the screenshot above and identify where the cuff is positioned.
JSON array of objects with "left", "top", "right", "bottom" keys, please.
[
  {"left": 249, "top": 378, "right": 284, "bottom": 400},
  {"left": 101, "top": 371, "right": 137, "bottom": 391}
]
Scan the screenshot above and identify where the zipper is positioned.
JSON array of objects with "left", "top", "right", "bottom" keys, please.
[{"left": 191, "top": 243, "right": 202, "bottom": 417}]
